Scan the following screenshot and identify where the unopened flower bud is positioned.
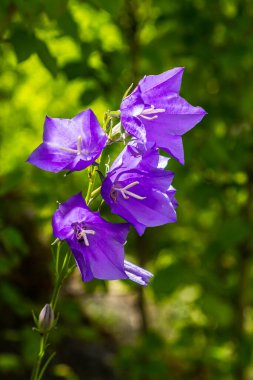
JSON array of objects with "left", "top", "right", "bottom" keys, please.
[{"left": 38, "top": 304, "right": 54, "bottom": 334}]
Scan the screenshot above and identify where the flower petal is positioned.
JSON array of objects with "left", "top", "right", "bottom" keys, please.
[
  {"left": 102, "top": 170, "right": 176, "bottom": 236},
  {"left": 71, "top": 247, "right": 94, "bottom": 282},
  {"left": 139, "top": 67, "right": 184, "bottom": 95},
  {"left": 28, "top": 109, "right": 107, "bottom": 173},
  {"left": 27, "top": 143, "right": 73, "bottom": 173},
  {"left": 58, "top": 193, "right": 87, "bottom": 214},
  {"left": 120, "top": 89, "right": 147, "bottom": 141},
  {"left": 67, "top": 223, "right": 129, "bottom": 281},
  {"left": 52, "top": 193, "right": 92, "bottom": 240},
  {"left": 72, "top": 109, "right": 107, "bottom": 152},
  {"left": 142, "top": 95, "right": 207, "bottom": 135},
  {"left": 119, "top": 68, "right": 206, "bottom": 164},
  {"left": 146, "top": 133, "right": 185, "bottom": 165}
]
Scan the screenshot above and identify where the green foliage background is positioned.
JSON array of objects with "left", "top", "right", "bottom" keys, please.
[{"left": 1, "top": 0, "right": 253, "bottom": 379}]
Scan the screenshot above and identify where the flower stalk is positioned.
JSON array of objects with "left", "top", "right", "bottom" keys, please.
[{"left": 30, "top": 245, "right": 74, "bottom": 380}]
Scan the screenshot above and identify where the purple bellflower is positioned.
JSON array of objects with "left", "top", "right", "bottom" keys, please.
[
  {"left": 27, "top": 109, "right": 107, "bottom": 173},
  {"left": 52, "top": 193, "right": 153, "bottom": 286},
  {"left": 101, "top": 140, "right": 177, "bottom": 236},
  {"left": 120, "top": 67, "right": 206, "bottom": 164}
]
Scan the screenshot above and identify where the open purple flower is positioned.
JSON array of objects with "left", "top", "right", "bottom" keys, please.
[
  {"left": 120, "top": 67, "right": 206, "bottom": 164},
  {"left": 27, "top": 109, "right": 107, "bottom": 173},
  {"left": 101, "top": 140, "right": 177, "bottom": 235},
  {"left": 52, "top": 193, "right": 153, "bottom": 285}
]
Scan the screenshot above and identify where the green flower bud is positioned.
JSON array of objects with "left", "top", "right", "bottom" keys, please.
[{"left": 38, "top": 304, "right": 54, "bottom": 334}]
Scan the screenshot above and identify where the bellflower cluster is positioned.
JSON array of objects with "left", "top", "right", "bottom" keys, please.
[{"left": 28, "top": 67, "right": 206, "bottom": 287}]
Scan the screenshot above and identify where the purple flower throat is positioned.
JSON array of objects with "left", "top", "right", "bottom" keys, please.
[
  {"left": 71, "top": 222, "right": 96, "bottom": 247},
  {"left": 138, "top": 104, "right": 165, "bottom": 120},
  {"left": 60, "top": 135, "right": 83, "bottom": 155},
  {"left": 110, "top": 181, "right": 146, "bottom": 202}
]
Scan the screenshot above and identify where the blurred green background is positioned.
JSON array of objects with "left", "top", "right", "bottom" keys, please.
[{"left": 1, "top": 0, "right": 253, "bottom": 379}]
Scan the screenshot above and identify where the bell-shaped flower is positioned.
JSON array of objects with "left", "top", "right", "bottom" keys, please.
[
  {"left": 27, "top": 109, "right": 107, "bottom": 173},
  {"left": 120, "top": 67, "right": 206, "bottom": 164},
  {"left": 101, "top": 140, "right": 177, "bottom": 235},
  {"left": 52, "top": 193, "right": 152, "bottom": 285}
]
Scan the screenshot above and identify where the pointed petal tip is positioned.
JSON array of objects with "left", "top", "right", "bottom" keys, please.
[
  {"left": 26, "top": 155, "right": 37, "bottom": 166},
  {"left": 73, "top": 108, "right": 96, "bottom": 122},
  {"left": 44, "top": 115, "right": 54, "bottom": 125},
  {"left": 136, "top": 224, "right": 146, "bottom": 236},
  {"left": 198, "top": 106, "right": 207, "bottom": 115},
  {"left": 84, "top": 108, "right": 93, "bottom": 116}
]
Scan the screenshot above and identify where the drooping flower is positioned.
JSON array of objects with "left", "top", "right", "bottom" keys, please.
[
  {"left": 120, "top": 67, "right": 206, "bottom": 164},
  {"left": 52, "top": 193, "right": 152, "bottom": 285},
  {"left": 101, "top": 140, "right": 177, "bottom": 236},
  {"left": 27, "top": 109, "right": 107, "bottom": 173}
]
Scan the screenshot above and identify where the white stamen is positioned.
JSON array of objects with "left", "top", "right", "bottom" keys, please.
[
  {"left": 139, "top": 104, "right": 165, "bottom": 121},
  {"left": 139, "top": 114, "right": 158, "bottom": 120},
  {"left": 123, "top": 181, "right": 140, "bottom": 190},
  {"left": 84, "top": 230, "right": 96, "bottom": 235},
  {"left": 83, "top": 234, "right": 89, "bottom": 246},
  {"left": 77, "top": 135, "right": 82, "bottom": 155},
  {"left": 77, "top": 229, "right": 96, "bottom": 247},
  {"left": 60, "top": 147, "right": 78, "bottom": 153},
  {"left": 59, "top": 135, "right": 83, "bottom": 155},
  {"left": 114, "top": 181, "right": 146, "bottom": 201}
]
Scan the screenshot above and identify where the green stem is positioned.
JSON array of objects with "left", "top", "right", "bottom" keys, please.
[
  {"left": 51, "top": 250, "right": 72, "bottom": 311},
  {"left": 31, "top": 249, "right": 72, "bottom": 380},
  {"left": 85, "top": 154, "right": 103, "bottom": 204},
  {"left": 50, "top": 278, "right": 62, "bottom": 312},
  {"left": 85, "top": 166, "right": 96, "bottom": 204},
  {"left": 31, "top": 335, "right": 46, "bottom": 380},
  {"left": 91, "top": 186, "right": 101, "bottom": 199}
]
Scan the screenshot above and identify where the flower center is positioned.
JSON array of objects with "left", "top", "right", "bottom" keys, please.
[
  {"left": 59, "top": 135, "right": 82, "bottom": 155},
  {"left": 139, "top": 105, "right": 165, "bottom": 120},
  {"left": 111, "top": 181, "right": 146, "bottom": 201},
  {"left": 72, "top": 222, "right": 96, "bottom": 247}
]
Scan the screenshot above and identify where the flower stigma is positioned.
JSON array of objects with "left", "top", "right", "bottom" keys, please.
[
  {"left": 139, "top": 105, "right": 165, "bottom": 120},
  {"left": 111, "top": 181, "right": 146, "bottom": 201}
]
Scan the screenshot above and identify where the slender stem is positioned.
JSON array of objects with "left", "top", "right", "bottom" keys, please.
[
  {"left": 55, "top": 241, "right": 60, "bottom": 277},
  {"left": 50, "top": 278, "right": 62, "bottom": 312},
  {"left": 37, "top": 352, "right": 56, "bottom": 380},
  {"left": 85, "top": 151, "right": 104, "bottom": 204},
  {"left": 31, "top": 335, "right": 46, "bottom": 380},
  {"left": 31, "top": 248, "right": 73, "bottom": 380},
  {"left": 51, "top": 250, "right": 72, "bottom": 311},
  {"left": 85, "top": 166, "right": 96, "bottom": 204},
  {"left": 91, "top": 186, "right": 101, "bottom": 199}
]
